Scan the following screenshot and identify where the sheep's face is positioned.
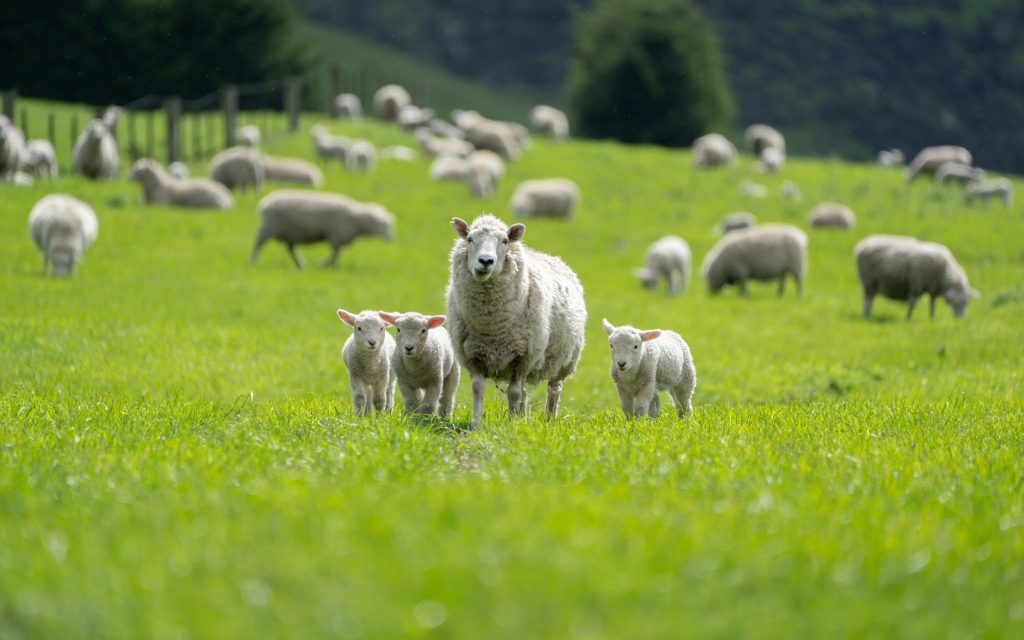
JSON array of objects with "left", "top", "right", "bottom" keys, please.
[
  {"left": 381, "top": 313, "right": 445, "bottom": 358},
  {"left": 451, "top": 217, "right": 525, "bottom": 283},
  {"left": 602, "top": 319, "right": 660, "bottom": 373},
  {"left": 633, "top": 267, "right": 659, "bottom": 290},
  {"left": 338, "top": 310, "right": 389, "bottom": 352},
  {"left": 48, "top": 237, "right": 81, "bottom": 277},
  {"left": 365, "top": 207, "right": 394, "bottom": 240},
  {"left": 944, "top": 284, "right": 980, "bottom": 318},
  {"left": 84, "top": 121, "right": 107, "bottom": 143},
  {"left": 128, "top": 159, "right": 160, "bottom": 185}
]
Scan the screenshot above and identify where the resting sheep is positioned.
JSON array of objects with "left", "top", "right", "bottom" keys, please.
[
  {"left": 379, "top": 312, "right": 460, "bottom": 418},
  {"left": 529, "top": 105, "right": 569, "bottom": 140},
  {"left": 334, "top": 94, "right": 363, "bottom": 120},
  {"left": 602, "top": 319, "right": 696, "bottom": 419},
  {"left": 129, "top": 159, "right": 233, "bottom": 210},
  {"left": 967, "top": 178, "right": 1013, "bottom": 209},
  {"left": 701, "top": 223, "right": 808, "bottom": 297},
  {"left": 808, "top": 202, "right": 856, "bottom": 229},
  {"left": 28, "top": 194, "right": 98, "bottom": 277},
  {"left": 373, "top": 84, "right": 411, "bottom": 121},
  {"left": 716, "top": 211, "right": 757, "bottom": 235},
  {"left": 692, "top": 133, "right": 736, "bottom": 169},
  {"left": 235, "top": 125, "right": 260, "bottom": 148},
  {"left": 780, "top": 181, "right": 802, "bottom": 201},
  {"left": 210, "top": 147, "right": 265, "bottom": 192},
  {"left": 252, "top": 190, "right": 394, "bottom": 269},
  {"left": 906, "top": 146, "right": 972, "bottom": 182},
  {"left": 346, "top": 140, "right": 376, "bottom": 174},
  {"left": 445, "top": 215, "right": 587, "bottom": 426},
  {"left": 398, "top": 105, "right": 435, "bottom": 132},
  {"left": 21, "top": 140, "right": 57, "bottom": 179},
  {"left": 744, "top": 124, "right": 786, "bottom": 156},
  {"left": 633, "top": 235, "right": 691, "bottom": 295},
  {"left": 262, "top": 155, "right": 324, "bottom": 188},
  {"left": 429, "top": 156, "right": 470, "bottom": 182},
  {"left": 935, "top": 162, "right": 984, "bottom": 186},
  {"left": 510, "top": 178, "right": 579, "bottom": 219},
  {"left": 740, "top": 179, "right": 768, "bottom": 198},
  {"left": 854, "top": 234, "right": 979, "bottom": 320},
  {"left": 337, "top": 310, "right": 396, "bottom": 415}
]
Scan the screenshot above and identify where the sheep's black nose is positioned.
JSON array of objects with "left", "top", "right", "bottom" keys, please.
[
  {"left": 478, "top": 256, "right": 495, "bottom": 267},
  {"left": 405, "top": 345, "right": 414, "bottom": 353},
  {"left": 617, "top": 360, "right": 627, "bottom": 368},
  {"left": 368, "top": 339, "right": 377, "bottom": 347}
]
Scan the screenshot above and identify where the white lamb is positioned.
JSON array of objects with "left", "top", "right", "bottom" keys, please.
[
  {"left": 528, "top": 105, "right": 569, "bottom": 140},
  {"left": 715, "top": 211, "right": 757, "bottom": 235},
  {"left": 252, "top": 190, "right": 394, "bottom": 269},
  {"left": 28, "top": 194, "right": 98, "bottom": 277},
  {"left": 346, "top": 140, "right": 376, "bottom": 174},
  {"left": 935, "top": 162, "right": 984, "bottom": 186},
  {"left": 808, "top": 202, "right": 856, "bottom": 229},
  {"left": 262, "top": 155, "right": 324, "bottom": 188},
  {"left": 633, "top": 236, "right": 691, "bottom": 295},
  {"left": 0, "top": 116, "right": 25, "bottom": 178},
  {"left": 210, "top": 146, "right": 265, "bottom": 192},
  {"left": 906, "top": 146, "right": 972, "bottom": 182},
  {"left": 602, "top": 319, "right": 696, "bottom": 419},
  {"left": 21, "top": 140, "right": 56, "bottom": 179},
  {"left": 744, "top": 124, "right": 786, "bottom": 156},
  {"left": 235, "top": 125, "right": 260, "bottom": 148},
  {"left": 446, "top": 215, "right": 587, "bottom": 426},
  {"left": 967, "top": 178, "right": 1013, "bottom": 209},
  {"left": 373, "top": 84, "right": 411, "bottom": 121},
  {"left": 692, "top": 133, "right": 736, "bottom": 168},
  {"left": 510, "top": 178, "right": 579, "bottom": 219},
  {"left": 701, "top": 223, "right": 808, "bottom": 296},
  {"left": 855, "top": 234, "right": 979, "bottom": 320},
  {"left": 757, "top": 146, "right": 785, "bottom": 174},
  {"left": 337, "top": 310, "right": 397, "bottom": 415},
  {"left": 129, "top": 159, "right": 233, "bottom": 210},
  {"left": 72, "top": 115, "right": 119, "bottom": 180},
  {"left": 334, "top": 94, "right": 363, "bottom": 120},
  {"left": 167, "top": 161, "right": 189, "bottom": 180},
  {"left": 379, "top": 312, "right": 460, "bottom": 418},
  {"left": 311, "top": 125, "right": 350, "bottom": 165}
]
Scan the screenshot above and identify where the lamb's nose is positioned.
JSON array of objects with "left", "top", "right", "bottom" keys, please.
[
  {"left": 405, "top": 345, "right": 414, "bottom": 353},
  {"left": 368, "top": 339, "right": 377, "bottom": 347},
  {"left": 617, "top": 360, "right": 627, "bottom": 369},
  {"left": 478, "top": 256, "right": 495, "bottom": 267}
]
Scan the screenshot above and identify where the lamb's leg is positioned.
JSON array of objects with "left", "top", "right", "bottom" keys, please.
[
  {"left": 470, "top": 372, "right": 486, "bottom": 427},
  {"left": 545, "top": 379, "right": 562, "bottom": 418},
  {"left": 386, "top": 376, "right": 397, "bottom": 411},
  {"left": 350, "top": 380, "right": 368, "bottom": 416},
  {"left": 929, "top": 295, "right": 937, "bottom": 320},
  {"left": 420, "top": 384, "right": 442, "bottom": 416},
  {"left": 287, "top": 243, "right": 306, "bottom": 270},
  {"left": 398, "top": 380, "right": 419, "bottom": 414},
  {"left": 633, "top": 384, "right": 657, "bottom": 419},
  {"left": 906, "top": 294, "right": 919, "bottom": 321},
  {"left": 670, "top": 385, "right": 694, "bottom": 418},
  {"left": 439, "top": 367, "right": 460, "bottom": 419},
  {"left": 321, "top": 244, "right": 342, "bottom": 268},
  {"left": 371, "top": 384, "right": 387, "bottom": 412},
  {"left": 616, "top": 385, "right": 633, "bottom": 418},
  {"left": 648, "top": 393, "right": 661, "bottom": 419}
]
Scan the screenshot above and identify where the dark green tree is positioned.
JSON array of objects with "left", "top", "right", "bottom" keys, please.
[{"left": 568, "top": 0, "right": 733, "bottom": 146}]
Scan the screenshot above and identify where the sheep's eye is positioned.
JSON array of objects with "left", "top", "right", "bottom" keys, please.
[
  {"left": 357, "top": 327, "right": 362, "bottom": 331},
  {"left": 396, "top": 328, "right": 400, "bottom": 333},
  {"left": 467, "top": 237, "right": 474, "bottom": 243},
  {"left": 502, "top": 239, "right": 508, "bottom": 245},
  {"left": 421, "top": 329, "right": 427, "bottom": 335},
  {"left": 634, "top": 345, "right": 638, "bottom": 349}
]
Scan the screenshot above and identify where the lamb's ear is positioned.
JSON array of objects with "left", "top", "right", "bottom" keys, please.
[
  {"left": 507, "top": 223, "right": 526, "bottom": 243},
  {"left": 451, "top": 217, "right": 470, "bottom": 239},
  {"left": 601, "top": 318, "right": 615, "bottom": 336},
  {"left": 427, "top": 315, "right": 447, "bottom": 329},
  {"left": 640, "top": 330, "right": 662, "bottom": 342},
  {"left": 337, "top": 309, "right": 356, "bottom": 326},
  {"left": 970, "top": 288, "right": 982, "bottom": 299},
  {"left": 379, "top": 312, "right": 398, "bottom": 325}
]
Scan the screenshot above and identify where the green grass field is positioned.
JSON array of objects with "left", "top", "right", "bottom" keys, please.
[{"left": 2, "top": 104, "right": 1023, "bottom": 638}]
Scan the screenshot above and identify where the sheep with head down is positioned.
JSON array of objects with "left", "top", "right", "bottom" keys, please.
[
  {"left": 634, "top": 235, "right": 691, "bottom": 295},
  {"left": 28, "top": 194, "right": 98, "bottom": 277}
]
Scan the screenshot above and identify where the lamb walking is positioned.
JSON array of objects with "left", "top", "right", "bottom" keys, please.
[{"left": 602, "top": 319, "right": 696, "bottom": 419}]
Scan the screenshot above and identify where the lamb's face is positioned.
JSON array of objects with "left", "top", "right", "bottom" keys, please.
[
  {"left": 633, "top": 267, "right": 659, "bottom": 290},
  {"left": 338, "top": 310, "right": 389, "bottom": 352},
  {"left": 602, "top": 320, "right": 660, "bottom": 373},
  {"left": 451, "top": 217, "right": 525, "bottom": 283},
  {"left": 383, "top": 313, "right": 445, "bottom": 358}
]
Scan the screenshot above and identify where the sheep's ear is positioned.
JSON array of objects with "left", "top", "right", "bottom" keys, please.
[
  {"left": 507, "top": 223, "right": 526, "bottom": 243},
  {"left": 337, "top": 309, "right": 356, "bottom": 326},
  {"left": 601, "top": 318, "right": 615, "bottom": 336},
  {"left": 427, "top": 315, "right": 446, "bottom": 329},
  {"left": 379, "top": 312, "right": 397, "bottom": 325},
  {"left": 640, "top": 330, "right": 661, "bottom": 342},
  {"left": 970, "top": 288, "right": 982, "bottom": 299},
  {"left": 451, "top": 218, "right": 470, "bottom": 239}
]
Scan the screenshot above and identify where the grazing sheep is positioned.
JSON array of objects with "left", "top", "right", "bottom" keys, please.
[
  {"left": 464, "top": 119, "right": 522, "bottom": 160},
  {"left": 262, "top": 155, "right": 324, "bottom": 188},
  {"left": 467, "top": 150, "right": 505, "bottom": 198},
  {"left": 252, "top": 190, "right": 394, "bottom": 269},
  {"left": 167, "top": 161, "right": 189, "bottom": 180},
  {"left": 602, "top": 319, "right": 696, "bottom": 419},
  {"left": 415, "top": 128, "right": 474, "bottom": 158},
  {"left": 445, "top": 215, "right": 587, "bottom": 426},
  {"left": 529, "top": 105, "right": 569, "bottom": 140},
  {"left": 429, "top": 155, "right": 471, "bottom": 182},
  {"left": 692, "top": 133, "right": 736, "bottom": 169},
  {"left": 451, "top": 109, "right": 482, "bottom": 129},
  {"left": 757, "top": 146, "right": 785, "bottom": 174},
  {"left": 337, "top": 310, "right": 397, "bottom": 415},
  {"left": 935, "top": 162, "right": 985, "bottom": 186},
  {"left": 373, "top": 84, "right": 411, "bottom": 121},
  {"left": 209, "top": 146, "right": 265, "bottom": 192},
  {"left": 744, "top": 124, "right": 786, "bottom": 156},
  {"left": 510, "top": 178, "right": 579, "bottom": 219},
  {"left": 129, "top": 159, "right": 234, "bottom": 210},
  {"left": 701, "top": 223, "right": 808, "bottom": 297},
  {"left": 398, "top": 105, "right": 435, "bottom": 131},
  {"left": 967, "top": 178, "right": 1013, "bottom": 209},
  {"left": 906, "top": 146, "right": 972, "bottom": 182},
  {"left": 235, "top": 125, "right": 260, "bottom": 148},
  {"left": 379, "top": 312, "right": 460, "bottom": 418},
  {"left": 855, "top": 234, "right": 979, "bottom": 320},
  {"left": 780, "top": 180, "right": 802, "bottom": 201},
  {"left": 71, "top": 117, "right": 119, "bottom": 180},
  {"left": 740, "top": 179, "right": 768, "bottom": 198},
  {"left": 877, "top": 149, "right": 905, "bottom": 167},
  {"left": 808, "top": 202, "right": 856, "bottom": 229},
  {"left": 346, "top": 140, "right": 377, "bottom": 174},
  {"left": 716, "top": 211, "right": 757, "bottom": 235},
  {"left": 0, "top": 115, "right": 21, "bottom": 178},
  {"left": 633, "top": 235, "right": 691, "bottom": 295},
  {"left": 8, "top": 171, "right": 34, "bottom": 187},
  {"left": 28, "top": 194, "right": 98, "bottom": 277},
  {"left": 334, "top": 93, "right": 363, "bottom": 120},
  {"left": 311, "top": 125, "right": 350, "bottom": 164},
  {"left": 21, "top": 140, "right": 57, "bottom": 179},
  {"left": 381, "top": 146, "right": 417, "bottom": 161}
]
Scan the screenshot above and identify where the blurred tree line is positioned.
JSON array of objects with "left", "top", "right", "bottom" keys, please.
[
  {"left": 294, "top": 0, "right": 1024, "bottom": 171},
  {"left": 0, "top": 0, "right": 306, "bottom": 105}
]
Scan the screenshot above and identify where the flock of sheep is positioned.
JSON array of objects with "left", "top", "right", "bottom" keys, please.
[{"left": 1, "top": 83, "right": 1004, "bottom": 423}]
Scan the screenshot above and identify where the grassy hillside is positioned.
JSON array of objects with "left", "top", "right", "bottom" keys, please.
[{"left": 1, "top": 101, "right": 1023, "bottom": 638}]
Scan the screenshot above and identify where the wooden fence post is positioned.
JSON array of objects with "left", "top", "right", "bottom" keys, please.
[
  {"left": 285, "top": 77, "right": 301, "bottom": 133},
  {"left": 328, "top": 65, "right": 341, "bottom": 117},
  {"left": 223, "top": 85, "right": 238, "bottom": 148},
  {"left": 2, "top": 90, "right": 16, "bottom": 122},
  {"left": 48, "top": 113, "right": 56, "bottom": 147},
  {"left": 20, "top": 109, "right": 28, "bottom": 137},
  {"left": 165, "top": 96, "right": 182, "bottom": 164},
  {"left": 70, "top": 114, "right": 79, "bottom": 156}
]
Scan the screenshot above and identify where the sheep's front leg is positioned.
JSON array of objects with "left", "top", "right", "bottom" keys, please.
[
  {"left": 350, "top": 379, "right": 369, "bottom": 416},
  {"left": 287, "top": 243, "right": 306, "bottom": 270},
  {"left": 648, "top": 393, "right": 661, "bottom": 419},
  {"left": 667, "top": 270, "right": 680, "bottom": 295},
  {"left": 633, "top": 384, "right": 657, "bottom": 419},
  {"left": 545, "top": 379, "right": 563, "bottom": 418},
  {"left": 439, "top": 367, "right": 460, "bottom": 419},
  {"left": 321, "top": 244, "right": 342, "bottom": 268},
  {"left": 419, "top": 384, "right": 442, "bottom": 416},
  {"left": 507, "top": 376, "right": 527, "bottom": 416},
  {"left": 862, "top": 287, "right": 875, "bottom": 318},
  {"left": 470, "top": 372, "right": 486, "bottom": 427},
  {"left": 398, "top": 380, "right": 420, "bottom": 414},
  {"left": 906, "top": 294, "right": 919, "bottom": 321},
  {"left": 616, "top": 385, "right": 633, "bottom": 418},
  {"left": 929, "top": 295, "right": 937, "bottom": 320},
  {"left": 777, "top": 275, "right": 786, "bottom": 297},
  {"left": 371, "top": 383, "right": 388, "bottom": 412}
]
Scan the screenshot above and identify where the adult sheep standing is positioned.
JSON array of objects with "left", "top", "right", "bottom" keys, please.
[
  {"left": 445, "top": 215, "right": 587, "bottom": 427},
  {"left": 905, "top": 146, "right": 972, "bottom": 182},
  {"left": 510, "top": 178, "right": 579, "bottom": 219},
  {"left": 72, "top": 111, "right": 120, "bottom": 180},
  {"left": 692, "top": 133, "right": 736, "bottom": 169},
  {"left": 855, "top": 235, "right": 979, "bottom": 320},
  {"left": 0, "top": 118, "right": 27, "bottom": 179},
  {"left": 808, "top": 202, "right": 856, "bottom": 229},
  {"left": 529, "top": 105, "right": 569, "bottom": 140},
  {"left": 21, "top": 140, "right": 58, "bottom": 179},
  {"left": 634, "top": 235, "right": 691, "bottom": 295},
  {"left": 744, "top": 124, "right": 786, "bottom": 156},
  {"left": 373, "top": 85, "right": 411, "bottom": 121},
  {"left": 28, "top": 194, "right": 98, "bottom": 277},
  {"left": 701, "top": 224, "right": 808, "bottom": 297}
]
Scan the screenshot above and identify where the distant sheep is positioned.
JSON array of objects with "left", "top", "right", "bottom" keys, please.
[
  {"left": 464, "top": 119, "right": 521, "bottom": 160},
  {"left": 311, "top": 125, "right": 350, "bottom": 164},
  {"left": 906, "top": 146, "right": 972, "bottom": 182},
  {"left": 334, "top": 93, "right": 363, "bottom": 120},
  {"left": 346, "top": 140, "right": 377, "bottom": 174},
  {"left": 429, "top": 156, "right": 470, "bottom": 182},
  {"left": 808, "top": 202, "right": 856, "bottom": 229},
  {"left": 381, "top": 146, "right": 417, "bottom": 162},
  {"left": 21, "top": 140, "right": 57, "bottom": 179},
  {"left": 337, "top": 310, "right": 396, "bottom": 415},
  {"left": 8, "top": 171, "right": 33, "bottom": 187},
  {"left": 398, "top": 105, "right": 435, "bottom": 131},
  {"left": 757, "top": 146, "right": 785, "bottom": 174},
  {"left": 744, "top": 124, "right": 785, "bottom": 156},
  {"left": 935, "top": 162, "right": 985, "bottom": 186},
  {"left": 510, "top": 178, "right": 579, "bottom": 219},
  {"left": 529, "top": 105, "right": 569, "bottom": 140},
  {"left": 129, "top": 159, "right": 234, "bottom": 210},
  {"left": 740, "top": 179, "right": 768, "bottom": 198},
  {"left": 602, "top": 319, "right": 696, "bottom": 419},
  {"left": 692, "top": 133, "right": 736, "bottom": 169},
  {"left": 877, "top": 149, "right": 905, "bottom": 167},
  {"left": 445, "top": 215, "right": 587, "bottom": 426},
  {"left": 967, "top": 178, "right": 1013, "bottom": 209},
  {"left": 634, "top": 235, "right": 691, "bottom": 295},
  {"left": 428, "top": 118, "right": 465, "bottom": 140},
  {"left": 210, "top": 146, "right": 265, "bottom": 192},
  {"left": 0, "top": 115, "right": 25, "bottom": 179},
  {"left": 451, "top": 109, "right": 482, "bottom": 129},
  {"left": 28, "top": 194, "right": 98, "bottom": 277},
  {"left": 855, "top": 234, "right": 979, "bottom": 319},
  {"left": 701, "top": 223, "right": 808, "bottom": 296},
  {"left": 467, "top": 150, "right": 504, "bottom": 198},
  {"left": 72, "top": 116, "right": 119, "bottom": 180},
  {"left": 252, "top": 190, "right": 394, "bottom": 269},
  {"left": 716, "top": 211, "right": 757, "bottom": 235},
  {"left": 780, "top": 181, "right": 802, "bottom": 201},
  {"left": 373, "top": 84, "right": 411, "bottom": 121},
  {"left": 415, "top": 128, "right": 473, "bottom": 158},
  {"left": 167, "top": 161, "right": 189, "bottom": 180},
  {"left": 236, "top": 125, "right": 260, "bottom": 148},
  {"left": 379, "top": 312, "right": 460, "bottom": 418},
  {"left": 262, "top": 155, "right": 324, "bottom": 188}
]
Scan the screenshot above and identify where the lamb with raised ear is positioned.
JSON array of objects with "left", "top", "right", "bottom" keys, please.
[
  {"left": 602, "top": 319, "right": 696, "bottom": 419},
  {"left": 634, "top": 235, "right": 691, "bottom": 295},
  {"left": 337, "top": 310, "right": 397, "bottom": 415},
  {"left": 445, "top": 215, "right": 587, "bottom": 427},
  {"left": 129, "top": 159, "right": 234, "bottom": 210},
  {"left": 28, "top": 194, "right": 98, "bottom": 277},
  {"left": 701, "top": 223, "right": 808, "bottom": 296},
  {"left": 379, "top": 312, "right": 460, "bottom": 418}
]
